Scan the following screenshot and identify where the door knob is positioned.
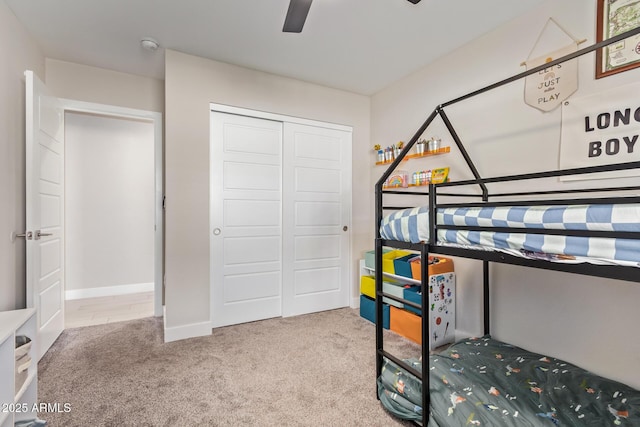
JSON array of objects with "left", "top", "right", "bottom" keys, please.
[
  {"left": 213, "top": 228, "right": 222, "bottom": 236},
  {"left": 343, "top": 226, "right": 348, "bottom": 232}
]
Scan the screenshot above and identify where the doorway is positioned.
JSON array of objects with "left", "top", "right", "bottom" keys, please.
[
  {"left": 25, "top": 71, "right": 163, "bottom": 358},
  {"left": 62, "top": 100, "right": 163, "bottom": 326}
]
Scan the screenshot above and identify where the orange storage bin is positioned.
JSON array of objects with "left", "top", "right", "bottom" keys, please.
[
  {"left": 390, "top": 306, "right": 422, "bottom": 345},
  {"left": 410, "top": 256, "right": 454, "bottom": 281}
]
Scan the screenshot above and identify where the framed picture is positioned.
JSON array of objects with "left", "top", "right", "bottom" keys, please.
[{"left": 595, "top": 0, "right": 640, "bottom": 78}]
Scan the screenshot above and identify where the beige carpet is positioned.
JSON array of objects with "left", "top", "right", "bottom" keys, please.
[{"left": 38, "top": 308, "right": 421, "bottom": 426}]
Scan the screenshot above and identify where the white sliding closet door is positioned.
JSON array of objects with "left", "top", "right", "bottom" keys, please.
[
  {"left": 211, "top": 107, "right": 352, "bottom": 328},
  {"left": 210, "top": 112, "right": 283, "bottom": 328},
  {"left": 282, "top": 123, "right": 351, "bottom": 317}
]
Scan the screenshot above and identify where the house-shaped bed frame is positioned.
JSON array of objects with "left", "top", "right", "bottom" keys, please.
[{"left": 374, "top": 25, "right": 640, "bottom": 426}]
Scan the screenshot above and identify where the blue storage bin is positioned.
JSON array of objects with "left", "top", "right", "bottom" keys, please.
[
  {"left": 403, "top": 285, "right": 422, "bottom": 316},
  {"left": 359, "top": 294, "right": 390, "bottom": 329},
  {"left": 393, "top": 254, "right": 419, "bottom": 279}
]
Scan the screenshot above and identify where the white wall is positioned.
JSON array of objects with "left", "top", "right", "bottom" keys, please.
[
  {"left": 371, "top": 0, "right": 640, "bottom": 389},
  {"left": 46, "top": 59, "right": 164, "bottom": 113},
  {"left": 164, "top": 50, "right": 371, "bottom": 340},
  {"left": 65, "top": 112, "right": 155, "bottom": 297},
  {"left": 0, "top": 2, "right": 45, "bottom": 311}
]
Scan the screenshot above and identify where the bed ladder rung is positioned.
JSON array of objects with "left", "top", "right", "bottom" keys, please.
[
  {"left": 378, "top": 349, "right": 423, "bottom": 380},
  {"left": 377, "top": 292, "right": 421, "bottom": 311}
]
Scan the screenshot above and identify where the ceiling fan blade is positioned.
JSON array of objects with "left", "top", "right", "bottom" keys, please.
[{"left": 283, "top": 0, "right": 313, "bottom": 33}]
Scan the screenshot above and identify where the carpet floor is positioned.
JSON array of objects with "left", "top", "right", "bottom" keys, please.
[{"left": 38, "top": 308, "right": 421, "bottom": 426}]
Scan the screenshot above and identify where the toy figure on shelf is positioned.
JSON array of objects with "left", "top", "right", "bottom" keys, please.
[
  {"left": 374, "top": 144, "right": 384, "bottom": 162},
  {"left": 384, "top": 170, "right": 408, "bottom": 188}
]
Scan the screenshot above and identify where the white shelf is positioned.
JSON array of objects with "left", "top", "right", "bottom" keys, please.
[
  {"left": 0, "top": 309, "right": 38, "bottom": 426},
  {"left": 362, "top": 265, "right": 420, "bottom": 285},
  {"left": 14, "top": 370, "right": 36, "bottom": 402}
]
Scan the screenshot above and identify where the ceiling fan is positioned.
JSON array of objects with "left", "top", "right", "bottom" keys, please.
[{"left": 283, "top": 0, "right": 421, "bottom": 33}]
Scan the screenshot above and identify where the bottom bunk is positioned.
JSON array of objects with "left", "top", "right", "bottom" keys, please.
[{"left": 379, "top": 336, "right": 640, "bottom": 426}]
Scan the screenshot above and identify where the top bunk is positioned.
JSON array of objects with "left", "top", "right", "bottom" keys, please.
[{"left": 374, "top": 26, "right": 640, "bottom": 284}]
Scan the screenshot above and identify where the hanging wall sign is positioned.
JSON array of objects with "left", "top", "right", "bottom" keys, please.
[
  {"left": 559, "top": 81, "right": 640, "bottom": 180},
  {"left": 524, "top": 42, "right": 579, "bottom": 112}
]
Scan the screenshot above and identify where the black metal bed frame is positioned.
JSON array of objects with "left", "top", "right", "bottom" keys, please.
[{"left": 374, "top": 26, "right": 640, "bottom": 426}]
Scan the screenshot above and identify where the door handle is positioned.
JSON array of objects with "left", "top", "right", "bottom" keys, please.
[
  {"left": 11, "top": 231, "right": 33, "bottom": 242},
  {"left": 35, "top": 230, "right": 53, "bottom": 240},
  {"left": 213, "top": 228, "right": 222, "bottom": 236}
]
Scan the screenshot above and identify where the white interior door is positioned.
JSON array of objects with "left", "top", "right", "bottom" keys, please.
[
  {"left": 210, "top": 112, "right": 283, "bottom": 328},
  {"left": 282, "top": 123, "right": 351, "bottom": 317},
  {"left": 25, "top": 70, "right": 65, "bottom": 359}
]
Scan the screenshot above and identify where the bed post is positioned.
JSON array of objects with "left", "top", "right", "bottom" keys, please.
[
  {"left": 374, "top": 237, "right": 384, "bottom": 393},
  {"left": 483, "top": 261, "right": 490, "bottom": 336},
  {"left": 422, "top": 184, "right": 437, "bottom": 424},
  {"left": 420, "top": 243, "right": 430, "bottom": 426},
  {"left": 374, "top": 166, "right": 384, "bottom": 397}
]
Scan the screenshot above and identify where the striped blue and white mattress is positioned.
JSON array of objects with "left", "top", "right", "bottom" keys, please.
[{"left": 379, "top": 204, "right": 640, "bottom": 267}]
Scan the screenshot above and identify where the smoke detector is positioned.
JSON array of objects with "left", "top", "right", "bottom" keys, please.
[{"left": 140, "top": 37, "right": 159, "bottom": 51}]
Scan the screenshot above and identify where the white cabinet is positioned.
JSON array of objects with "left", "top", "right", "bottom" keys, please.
[{"left": 0, "top": 309, "right": 38, "bottom": 427}]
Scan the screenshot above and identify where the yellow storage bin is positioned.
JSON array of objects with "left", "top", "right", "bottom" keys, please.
[
  {"left": 360, "top": 276, "right": 406, "bottom": 308},
  {"left": 382, "top": 250, "right": 412, "bottom": 275},
  {"left": 360, "top": 275, "right": 376, "bottom": 299}
]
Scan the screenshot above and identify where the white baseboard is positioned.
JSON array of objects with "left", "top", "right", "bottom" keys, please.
[
  {"left": 163, "top": 318, "right": 212, "bottom": 343},
  {"left": 65, "top": 282, "right": 154, "bottom": 300},
  {"left": 351, "top": 296, "right": 360, "bottom": 309}
]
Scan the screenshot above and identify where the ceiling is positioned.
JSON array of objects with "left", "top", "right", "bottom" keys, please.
[{"left": 5, "top": 0, "right": 546, "bottom": 95}]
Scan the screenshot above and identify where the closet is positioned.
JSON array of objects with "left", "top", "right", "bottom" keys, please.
[{"left": 210, "top": 107, "right": 352, "bottom": 328}]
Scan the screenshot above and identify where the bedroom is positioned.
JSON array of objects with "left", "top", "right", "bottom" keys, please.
[{"left": 1, "top": 0, "right": 639, "bottom": 425}]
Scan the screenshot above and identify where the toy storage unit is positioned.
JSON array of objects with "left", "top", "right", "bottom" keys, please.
[
  {"left": 360, "top": 252, "right": 417, "bottom": 330},
  {"left": 363, "top": 251, "right": 455, "bottom": 350}
]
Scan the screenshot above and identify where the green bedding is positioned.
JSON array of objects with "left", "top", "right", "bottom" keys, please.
[{"left": 379, "top": 336, "right": 640, "bottom": 426}]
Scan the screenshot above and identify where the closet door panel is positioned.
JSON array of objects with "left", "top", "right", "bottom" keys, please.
[
  {"left": 282, "top": 123, "right": 352, "bottom": 317},
  {"left": 224, "top": 162, "right": 280, "bottom": 191},
  {"left": 223, "top": 272, "right": 280, "bottom": 302},
  {"left": 294, "top": 267, "right": 340, "bottom": 295},
  {"left": 294, "top": 131, "right": 342, "bottom": 161},
  {"left": 224, "top": 200, "right": 280, "bottom": 227},
  {"left": 211, "top": 112, "right": 283, "bottom": 328},
  {"left": 295, "top": 235, "right": 342, "bottom": 260},
  {"left": 295, "top": 168, "right": 341, "bottom": 193},
  {"left": 295, "top": 201, "right": 341, "bottom": 227}
]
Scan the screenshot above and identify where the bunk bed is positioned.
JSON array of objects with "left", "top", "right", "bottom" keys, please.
[{"left": 374, "top": 26, "right": 640, "bottom": 426}]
